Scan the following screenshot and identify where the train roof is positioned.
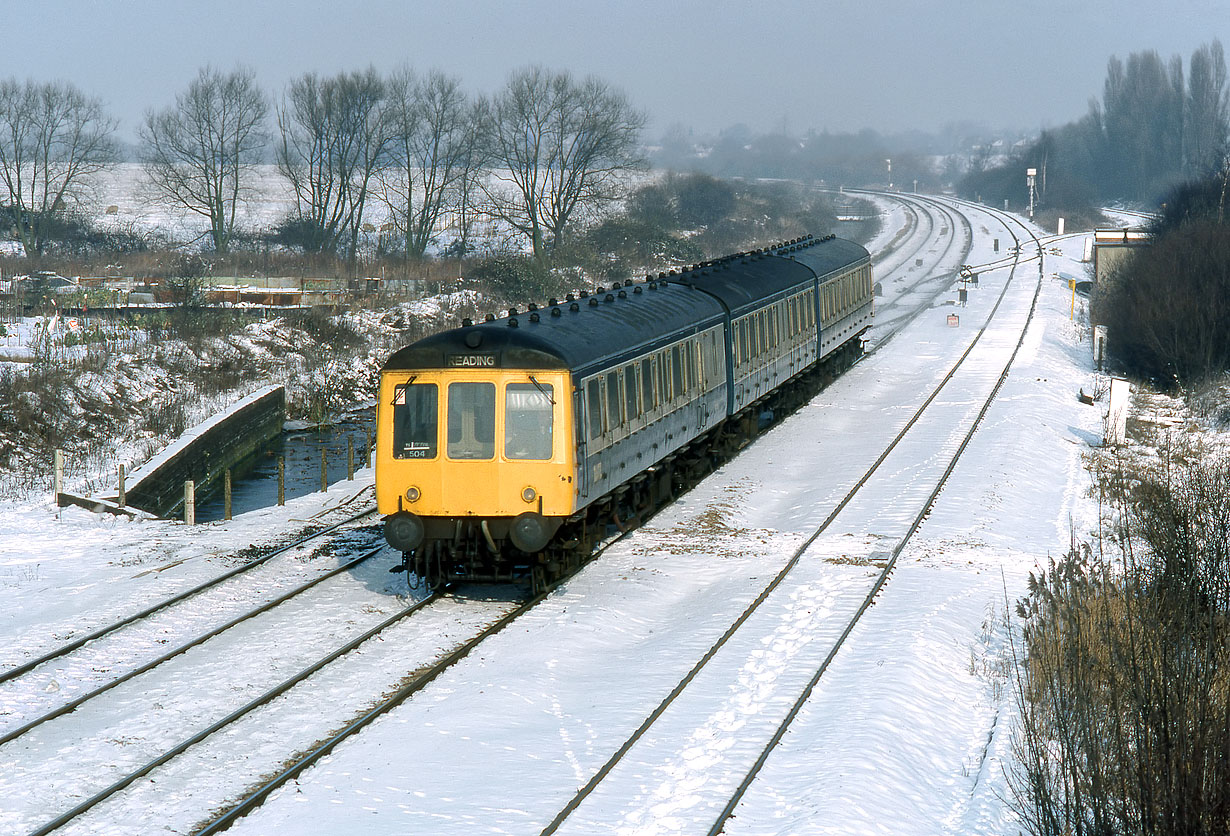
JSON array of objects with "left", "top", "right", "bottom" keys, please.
[
  {"left": 384, "top": 280, "right": 726, "bottom": 376},
  {"left": 382, "top": 235, "right": 870, "bottom": 378}
]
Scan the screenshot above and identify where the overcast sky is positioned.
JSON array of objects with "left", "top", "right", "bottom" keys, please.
[{"left": 8, "top": 0, "right": 1229, "bottom": 142}]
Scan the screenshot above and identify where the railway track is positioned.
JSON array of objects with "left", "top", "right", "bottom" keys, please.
[
  {"left": 0, "top": 502, "right": 382, "bottom": 738},
  {"left": 536, "top": 202, "right": 1043, "bottom": 833},
  {"left": 1, "top": 494, "right": 378, "bottom": 690},
  {"left": 854, "top": 190, "right": 972, "bottom": 353},
  {"left": 4, "top": 581, "right": 528, "bottom": 836},
  {"left": 0, "top": 497, "right": 428, "bottom": 835}
]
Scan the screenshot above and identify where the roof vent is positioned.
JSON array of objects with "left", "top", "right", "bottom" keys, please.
[
  {"left": 527, "top": 302, "right": 538, "bottom": 311},
  {"left": 623, "top": 279, "right": 633, "bottom": 287},
  {"left": 588, "top": 297, "right": 599, "bottom": 307},
  {"left": 604, "top": 293, "right": 615, "bottom": 303},
  {"left": 570, "top": 302, "right": 580, "bottom": 312},
  {"left": 508, "top": 307, "right": 518, "bottom": 316},
  {"left": 579, "top": 290, "right": 589, "bottom": 298},
  {"left": 551, "top": 307, "right": 562, "bottom": 317},
  {"left": 508, "top": 317, "right": 518, "bottom": 328},
  {"left": 529, "top": 312, "right": 540, "bottom": 323},
  {"left": 548, "top": 298, "right": 558, "bottom": 306},
  {"left": 484, "top": 313, "right": 496, "bottom": 322},
  {"left": 565, "top": 293, "right": 575, "bottom": 302},
  {"left": 462, "top": 317, "right": 473, "bottom": 327},
  {"left": 618, "top": 289, "right": 627, "bottom": 298},
  {"left": 633, "top": 286, "right": 643, "bottom": 294}
]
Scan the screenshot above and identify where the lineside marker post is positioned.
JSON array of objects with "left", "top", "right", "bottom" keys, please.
[
  {"left": 224, "top": 469, "right": 232, "bottom": 521},
  {"left": 320, "top": 449, "right": 327, "bottom": 492},
  {"left": 347, "top": 437, "right": 354, "bottom": 481},
  {"left": 184, "top": 481, "right": 195, "bottom": 525},
  {"left": 277, "top": 457, "right": 285, "bottom": 506},
  {"left": 364, "top": 429, "right": 371, "bottom": 468},
  {"left": 54, "top": 450, "right": 64, "bottom": 519},
  {"left": 118, "top": 464, "right": 125, "bottom": 508}
]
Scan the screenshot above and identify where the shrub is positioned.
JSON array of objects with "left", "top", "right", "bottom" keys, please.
[
  {"left": 1093, "top": 220, "right": 1230, "bottom": 386},
  {"left": 465, "top": 254, "right": 572, "bottom": 306},
  {"left": 1009, "top": 448, "right": 1230, "bottom": 836}
]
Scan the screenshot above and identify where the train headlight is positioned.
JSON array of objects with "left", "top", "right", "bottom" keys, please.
[
  {"left": 521, "top": 486, "right": 537, "bottom": 503},
  {"left": 405, "top": 486, "right": 421, "bottom": 503}
]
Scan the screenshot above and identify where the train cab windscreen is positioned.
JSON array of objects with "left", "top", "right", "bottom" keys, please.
[
  {"left": 392, "top": 383, "right": 438, "bottom": 459},
  {"left": 505, "top": 382, "right": 554, "bottom": 459},
  {"left": 447, "top": 382, "right": 496, "bottom": 459}
]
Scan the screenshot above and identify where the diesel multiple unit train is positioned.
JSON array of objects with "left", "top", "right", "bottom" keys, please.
[{"left": 376, "top": 234, "right": 873, "bottom": 588}]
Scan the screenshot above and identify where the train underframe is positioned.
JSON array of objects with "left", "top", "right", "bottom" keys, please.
[{"left": 391, "top": 336, "right": 865, "bottom": 592}]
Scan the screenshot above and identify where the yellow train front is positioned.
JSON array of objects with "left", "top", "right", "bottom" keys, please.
[{"left": 376, "top": 324, "right": 577, "bottom": 586}]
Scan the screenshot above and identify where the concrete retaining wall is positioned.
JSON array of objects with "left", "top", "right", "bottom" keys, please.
[{"left": 125, "top": 386, "right": 286, "bottom": 518}]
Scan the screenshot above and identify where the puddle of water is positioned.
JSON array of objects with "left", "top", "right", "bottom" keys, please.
[{"left": 195, "top": 410, "right": 374, "bottom": 522}]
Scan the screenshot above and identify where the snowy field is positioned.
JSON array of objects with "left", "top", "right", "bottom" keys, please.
[{"left": 0, "top": 201, "right": 1113, "bottom": 834}]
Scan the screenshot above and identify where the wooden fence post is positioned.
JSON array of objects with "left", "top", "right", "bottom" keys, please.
[
  {"left": 224, "top": 469, "right": 232, "bottom": 521},
  {"left": 278, "top": 456, "right": 285, "bottom": 506},
  {"left": 118, "top": 464, "right": 126, "bottom": 508},
  {"left": 320, "top": 449, "right": 327, "bottom": 492}
]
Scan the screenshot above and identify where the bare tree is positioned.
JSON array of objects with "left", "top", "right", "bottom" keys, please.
[
  {"left": 1185, "top": 40, "right": 1230, "bottom": 177},
  {"left": 140, "top": 66, "right": 269, "bottom": 254},
  {"left": 276, "top": 68, "right": 390, "bottom": 265},
  {"left": 0, "top": 79, "right": 117, "bottom": 256},
  {"left": 481, "top": 66, "right": 645, "bottom": 263},
  {"left": 379, "top": 69, "right": 485, "bottom": 259}
]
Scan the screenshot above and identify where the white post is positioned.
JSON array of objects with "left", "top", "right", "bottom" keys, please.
[
  {"left": 54, "top": 449, "right": 64, "bottom": 519},
  {"left": 185, "top": 480, "right": 195, "bottom": 525},
  {"left": 1106, "top": 378, "right": 1130, "bottom": 445}
]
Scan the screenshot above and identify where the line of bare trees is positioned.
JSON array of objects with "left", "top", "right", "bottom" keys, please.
[
  {"left": 0, "top": 65, "right": 646, "bottom": 266},
  {"left": 961, "top": 40, "right": 1230, "bottom": 211}
]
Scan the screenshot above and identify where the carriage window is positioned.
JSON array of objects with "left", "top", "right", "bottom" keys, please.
[
  {"left": 624, "top": 366, "right": 638, "bottom": 420},
  {"left": 641, "top": 358, "right": 654, "bottom": 410},
  {"left": 392, "top": 383, "right": 438, "bottom": 459},
  {"left": 606, "top": 373, "right": 622, "bottom": 427},
  {"left": 587, "top": 378, "right": 603, "bottom": 440},
  {"left": 505, "top": 383, "right": 553, "bottom": 460},
  {"left": 447, "top": 382, "right": 495, "bottom": 459}
]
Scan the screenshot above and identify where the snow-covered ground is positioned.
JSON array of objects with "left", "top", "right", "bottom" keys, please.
[{"left": 0, "top": 200, "right": 1114, "bottom": 834}]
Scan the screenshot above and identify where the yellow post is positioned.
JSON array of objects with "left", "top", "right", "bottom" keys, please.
[{"left": 1069, "top": 278, "right": 1076, "bottom": 320}]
